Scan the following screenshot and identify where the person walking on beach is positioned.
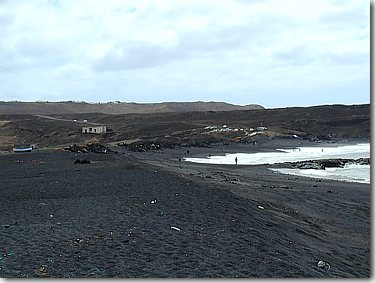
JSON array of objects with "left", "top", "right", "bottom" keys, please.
[{"left": 235, "top": 157, "right": 238, "bottom": 165}]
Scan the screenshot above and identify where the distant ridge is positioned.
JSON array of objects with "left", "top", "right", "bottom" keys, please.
[{"left": 0, "top": 101, "right": 264, "bottom": 115}]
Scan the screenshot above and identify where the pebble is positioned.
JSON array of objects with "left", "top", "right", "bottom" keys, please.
[
  {"left": 317, "top": 260, "right": 330, "bottom": 270},
  {"left": 74, "top": 238, "right": 84, "bottom": 244},
  {"left": 88, "top": 267, "right": 101, "bottom": 275},
  {"left": 36, "top": 265, "right": 48, "bottom": 277}
]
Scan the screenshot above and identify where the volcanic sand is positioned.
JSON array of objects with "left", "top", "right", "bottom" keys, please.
[{"left": 0, "top": 139, "right": 370, "bottom": 278}]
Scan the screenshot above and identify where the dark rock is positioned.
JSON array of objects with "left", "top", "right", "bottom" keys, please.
[
  {"left": 74, "top": 159, "right": 91, "bottom": 164},
  {"left": 65, "top": 143, "right": 111, "bottom": 154},
  {"left": 273, "top": 158, "right": 370, "bottom": 170}
]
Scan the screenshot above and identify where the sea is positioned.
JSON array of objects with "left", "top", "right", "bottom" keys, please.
[{"left": 185, "top": 143, "right": 370, "bottom": 184}]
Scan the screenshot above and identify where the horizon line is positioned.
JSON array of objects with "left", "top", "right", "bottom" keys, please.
[{"left": 0, "top": 100, "right": 370, "bottom": 109}]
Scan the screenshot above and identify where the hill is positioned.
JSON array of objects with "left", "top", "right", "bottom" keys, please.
[
  {"left": 0, "top": 101, "right": 264, "bottom": 115},
  {"left": 0, "top": 104, "right": 369, "bottom": 150}
]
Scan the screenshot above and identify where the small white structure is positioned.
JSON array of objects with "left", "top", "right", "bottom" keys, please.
[
  {"left": 256, "top": 126, "right": 268, "bottom": 131},
  {"left": 82, "top": 125, "right": 107, "bottom": 134}
]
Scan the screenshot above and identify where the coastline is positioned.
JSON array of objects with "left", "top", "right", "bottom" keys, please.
[{"left": 0, "top": 138, "right": 370, "bottom": 278}]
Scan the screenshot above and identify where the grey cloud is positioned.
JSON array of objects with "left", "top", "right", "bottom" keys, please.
[
  {"left": 16, "top": 39, "right": 51, "bottom": 58},
  {"left": 93, "top": 17, "right": 282, "bottom": 73},
  {"left": 177, "top": 25, "right": 250, "bottom": 53},
  {"left": 92, "top": 22, "right": 259, "bottom": 72},
  {"left": 46, "top": 0, "right": 61, "bottom": 8},
  {"left": 272, "top": 45, "right": 315, "bottom": 66},
  {"left": 93, "top": 42, "right": 182, "bottom": 72},
  {"left": 272, "top": 46, "right": 368, "bottom": 68},
  {"left": 0, "top": 47, "right": 18, "bottom": 72},
  {"left": 14, "top": 38, "right": 72, "bottom": 68},
  {"left": 0, "top": 37, "right": 73, "bottom": 72},
  {"left": 318, "top": 5, "right": 368, "bottom": 26},
  {"left": 0, "top": 12, "right": 13, "bottom": 26},
  {"left": 326, "top": 52, "right": 368, "bottom": 66},
  {"left": 126, "top": 6, "right": 137, "bottom": 13}
]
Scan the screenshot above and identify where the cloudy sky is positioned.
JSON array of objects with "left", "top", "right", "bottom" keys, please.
[{"left": 0, "top": 0, "right": 370, "bottom": 108}]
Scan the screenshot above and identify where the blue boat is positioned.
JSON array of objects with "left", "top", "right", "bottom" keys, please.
[{"left": 13, "top": 147, "right": 33, "bottom": 153}]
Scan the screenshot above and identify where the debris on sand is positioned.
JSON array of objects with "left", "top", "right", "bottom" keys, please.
[
  {"left": 317, "top": 260, "right": 331, "bottom": 270},
  {"left": 88, "top": 267, "right": 102, "bottom": 275},
  {"left": 36, "top": 265, "right": 48, "bottom": 277},
  {"left": 65, "top": 143, "right": 111, "bottom": 154},
  {"left": 74, "top": 238, "right": 84, "bottom": 244},
  {"left": 74, "top": 159, "right": 91, "bottom": 164}
]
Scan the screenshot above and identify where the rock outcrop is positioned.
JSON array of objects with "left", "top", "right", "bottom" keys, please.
[
  {"left": 272, "top": 158, "right": 370, "bottom": 170},
  {"left": 64, "top": 143, "right": 111, "bottom": 154}
]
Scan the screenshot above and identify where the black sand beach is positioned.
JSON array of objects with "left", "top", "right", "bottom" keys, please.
[{"left": 0, "top": 140, "right": 370, "bottom": 278}]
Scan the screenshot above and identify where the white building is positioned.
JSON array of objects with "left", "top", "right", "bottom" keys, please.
[{"left": 82, "top": 125, "right": 107, "bottom": 134}]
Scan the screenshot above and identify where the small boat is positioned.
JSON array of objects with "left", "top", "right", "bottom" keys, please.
[{"left": 13, "top": 147, "right": 33, "bottom": 153}]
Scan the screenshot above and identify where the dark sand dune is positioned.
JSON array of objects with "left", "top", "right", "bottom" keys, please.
[{"left": 0, "top": 143, "right": 370, "bottom": 278}]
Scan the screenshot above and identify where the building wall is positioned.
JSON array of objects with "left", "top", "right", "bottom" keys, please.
[{"left": 82, "top": 125, "right": 107, "bottom": 134}]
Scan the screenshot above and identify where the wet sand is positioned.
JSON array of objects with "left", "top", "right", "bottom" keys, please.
[{"left": 0, "top": 139, "right": 370, "bottom": 278}]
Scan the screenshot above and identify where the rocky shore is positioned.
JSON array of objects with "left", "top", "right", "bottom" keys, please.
[{"left": 271, "top": 158, "right": 370, "bottom": 170}]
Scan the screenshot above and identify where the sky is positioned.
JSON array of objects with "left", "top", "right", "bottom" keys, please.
[{"left": 0, "top": 0, "right": 370, "bottom": 108}]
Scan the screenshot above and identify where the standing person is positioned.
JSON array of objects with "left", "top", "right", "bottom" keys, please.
[{"left": 235, "top": 157, "right": 238, "bottom": 165}]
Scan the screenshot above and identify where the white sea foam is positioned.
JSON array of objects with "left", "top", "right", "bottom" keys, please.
[
  {"left": 184, "top": 143, "right": 370, "bottom": 184},
  {"left": 270, "top": 164, "right": 370, "bottom": 184},
  {"left": 184, "top": 143, "right": 370, "bottom": 165}
]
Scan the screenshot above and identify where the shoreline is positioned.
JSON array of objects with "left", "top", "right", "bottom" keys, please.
[{"left": 0, "top": 138, "right": 370, "bottom": 278}]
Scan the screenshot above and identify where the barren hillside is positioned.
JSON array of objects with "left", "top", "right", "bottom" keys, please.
[
  {"left": 0, "top": 104, "right": 369, "bottom": 150},
  {"left": 0, "top": 101, "right": 264, "bottom": 115}
]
